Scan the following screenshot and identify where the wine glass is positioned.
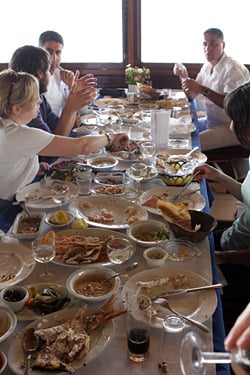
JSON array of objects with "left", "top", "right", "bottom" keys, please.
[
  {"left": 106, "top": 237, "right": 134, "bottom": 265},
  {"left": 50, "top": 181, "right": 70, "bottom": 208},
  {"left": 180, "top": 331, "right": 250, "bottom": 375},
  {"left": 32, "top": 235, "right": 56, "bottom": 279},
  {"left": 140, "top": 141, "right": 156, "bottom": 169},
  {"left": 129, "top": 163, "right": 148, "bottom": 200}
]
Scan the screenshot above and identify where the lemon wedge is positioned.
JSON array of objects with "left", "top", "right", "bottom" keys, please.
[
  {"left": 49, "top": 210, "right": 69, "bottom": 225},
  {"left": 71, "top": 218, "right": 88, "bottom": 229}
]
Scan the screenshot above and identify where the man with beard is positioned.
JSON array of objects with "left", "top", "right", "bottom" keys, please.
[
  {"left": 173, "top": 28, "right": 250, "bottom": 151},
  {"left": 38, "top": 30, "right": 76, "bottom": 117},
  {"left": 9, "top": 45, "right": 97, "bottom": 162}
]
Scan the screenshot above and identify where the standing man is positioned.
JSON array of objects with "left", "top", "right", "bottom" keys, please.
[{"left": 174, "top": 28, "right": 250, "bottom": 151}]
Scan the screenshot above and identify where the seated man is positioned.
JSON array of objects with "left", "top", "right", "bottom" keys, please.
[
  {"left": 174, "top": 28, "right": 250, "bottom": 151},
  {"left": 9, "top": 45, "right": 97, "bottom": 162},
  {"left": 39, "top": 30, "right": 80, "bottom": 118}
]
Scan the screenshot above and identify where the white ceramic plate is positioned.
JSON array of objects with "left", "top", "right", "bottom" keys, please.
[
  {"left": 169, "top": 123, "right": 196, "bottom": 134},
  {"left": 72, "top": 196, "right": 148, "bottom": 229},
  {"left": 122, "top": 268, "right": 217, "bottom": 328},
  {"left": 16, "top": 283, "right": 73, "bottom": 321},
  {"left": 139, "top": 186, "right": 205, "bottom": 215},
  {"left": 8, "top": 306, "right": 114, "bottom": 375},
  {"left": 87, "top": 156, "right": 118, "bottom": 171},
  {"left": 156, "top": 149, "right": 207, "bottom": 167},
  {"left": 0, "top": 306, "right": 17, "bottom": 343},
  {"left": 52, "top": 228, "right": 136, "bottom": 267},
  {"left": 0, "top": 243, "right": 35, "bottom": 289},
  {"left": 16, "top": 180, "right": 78, "bottom": 210}
]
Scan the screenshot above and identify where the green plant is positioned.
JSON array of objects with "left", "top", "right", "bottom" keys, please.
[{"left": 125, "top": 64, "right": 151, "bottom": 85}]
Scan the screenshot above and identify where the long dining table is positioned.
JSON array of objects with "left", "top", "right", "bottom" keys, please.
[{"left": 0, "top": 100, "right": 231, "bottom": 375}]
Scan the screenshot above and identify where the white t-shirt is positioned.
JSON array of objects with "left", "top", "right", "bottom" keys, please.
[
  {"left": 44, "top": 69, "right": 69, "bottom": 116},
  {"left": 0, "top": 118, "right": 54, "bottom": 200},
  {"left": 196, "top": 53, "right": 250, "bottom": 128}
]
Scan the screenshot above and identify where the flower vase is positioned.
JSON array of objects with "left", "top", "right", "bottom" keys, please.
[{"left": 128, "top": 84, "right": 138, "bottom": 94}]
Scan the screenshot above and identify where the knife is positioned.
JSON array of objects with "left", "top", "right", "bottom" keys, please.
[{"left": 155, "top": 283, "right": 223, "bottom": 298}]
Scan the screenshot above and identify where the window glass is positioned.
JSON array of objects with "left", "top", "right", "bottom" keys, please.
[
  {"left": 0, "top": 0, "right": 123, "bottom": 63},
  {"left": 141, "top": 0, "right": 249, "bottom": 63}
]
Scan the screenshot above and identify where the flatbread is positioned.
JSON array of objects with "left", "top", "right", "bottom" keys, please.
[{"left": 157, "top": 199, "right": 192, "bottom": 230}]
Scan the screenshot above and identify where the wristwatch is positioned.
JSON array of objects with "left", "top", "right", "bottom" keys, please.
[
  {"left": 104, "top": 132, "right": 112, "bottom": 146},
  {"left": 203, "top": 87, "right": 211, "bottom": 97}
]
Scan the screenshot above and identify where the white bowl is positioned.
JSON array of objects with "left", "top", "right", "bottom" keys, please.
[
  {"left": 11, "top": 211, "right": 45, "bottom": 239},
  {"left": 66, "top": 266, "right": 120, "bottom": 303},
  {"left": 0, "top": 286, "right": 29, "bottom": 312},
  {"left": 143, "top": 247, "right": 169, "bottom": 268},
  {"left": 45, "top": 210, "right": 75, "bottom": 228},
  {"left": 161, "top": 239, "right": 201, "bottom": 262},
  {"left": 127, "top": 219, "right": 170, "bottom": 247},
  {"left": 0, "top": 306, "right": 17, "bottom": 343},
  {"left": 87, "top": 156, "right": 118, "bottom": 171},
  {"left": 0, "top": 352, "right": 7, "bottom": 373}
]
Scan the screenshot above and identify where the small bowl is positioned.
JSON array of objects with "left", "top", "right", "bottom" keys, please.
[
  {"left": 143, "top": 247, "right": 169, "bottom": 267},
  {"left": 127, "top": 220, "right": 170, "bottom": 247},
  {"left": 87, "top": 156, "right": 118, "bottom": 171},
  {"left": 45, "top": 210, "right": 74, "bottom": 228},
  {"left": 0, "top": 306, "right": 17, "bottom": 343},
  {"left": 167, "top": 210, "right": 217, "bottom": 243},
  {"left": 0, "top": 352, "right": 7, "bottom": 373},
  {"left": 72, "top": 125, "right": 97, "bottom": 137},
  {"left": 161, "top": 239, "right": 201, "bottom": 261},
  {"left": 11, "top": 211, "right": 45, "bottom": 239},
  {"left": 0, "top": 286, "right": 29, "bottom": 312},
  {"left": 66, "top": 267, "right": 120, "bottom": 304}
]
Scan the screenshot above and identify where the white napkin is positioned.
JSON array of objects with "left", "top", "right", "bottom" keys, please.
[{"left": 151, "top": 109, "right": 171, "bottom": 151}]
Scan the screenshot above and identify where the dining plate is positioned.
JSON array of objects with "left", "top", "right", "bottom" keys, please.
[
  {"left": 52, "top": 228, "right": 136, "bottom": 267},
  {"left": 72, "top": 196, "right": 148, "bottom": 229},
  {"left": 16, "top": 283, "right": 74, "bottom": 321},
  {"left": 139, "top": 186, "right": 205, "bottom": 215},
  {"left": 8, "top": 306, "right": 114, "bottom": 375},
  {"left": 0, "top": 243, "right": 35, "bottom": 289},
  {"left": 122, "top": 268, "right": 217, "bottom": 328},
  {"left": 169, "top": 123, "right": 196, "bottom": 134},
  {"left": 0, "top": 305, "right": 17, "bottom": 343},
  {"left": 16, "top": 180, "right": 78, "bottom": 210},
  {"left": 156, "top": 149, "right": 207, "bottom": 167}
]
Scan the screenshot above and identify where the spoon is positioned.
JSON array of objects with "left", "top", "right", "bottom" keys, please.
[
  {"left": 102, "top": 261, "right": 139, "bottom": 284},
  {"left": 153, "top": 297, "right": 209, "bottom": 333},
  {"left": 22, "top": 328, "right": 39, "bottom": 375},
  {"left": 13, "top": 201, "right": 33, "bottom": 219},
  {"left": 184, "top": 146, "right": 199, "bottom": 158},
  {"left": 169, "top": 170, "right": 201, "bottom": 202}
]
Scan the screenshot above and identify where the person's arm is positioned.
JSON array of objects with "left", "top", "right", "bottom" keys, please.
[
  {"left": 193, "top": 164, "right": 242, "bottom": 201},
  {"left": 38, "top": 132, "right": 130, "bottom": 157},
  {"left": 181, "top": 78, "right": 226, "bottom": 108},
  {"left": 225, "top": 303, "right": 250, "bottom": 351}
]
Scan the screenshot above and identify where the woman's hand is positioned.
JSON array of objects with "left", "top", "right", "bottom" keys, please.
[{"left": 193, "top": 164, "right": 223, "bottom": 182}]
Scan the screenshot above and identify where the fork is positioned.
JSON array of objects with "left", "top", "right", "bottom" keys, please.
[
  {"left": 153, "top": 297, "right": 209, "bottom": 333},
  {"left": 169, "top": 171, "right": 201, "bottom": 203}
]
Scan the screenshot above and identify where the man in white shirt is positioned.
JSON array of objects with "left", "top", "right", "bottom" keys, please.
[
  {"left": 39, "top": 30, "right": 79, "bottom": 117},
  {"left": 174, "top": 28, "right": 250, "bottom": 151}
]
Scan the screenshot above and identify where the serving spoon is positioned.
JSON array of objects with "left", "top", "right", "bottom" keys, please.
[{"left": 102, "top": 261, "right": 138, "bottom": 284}]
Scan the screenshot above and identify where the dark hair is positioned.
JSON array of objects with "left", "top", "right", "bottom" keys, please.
[
  {"left": 224, "top": 82, "right": 250, "bottom": 149},
  {"left": 9, "top": 45, "right": 50, "bottom": 77},
  {"left": 204, "top": 28, "right": 224, "bottom": 41},
  {"left": 39, "top": 31, "right": 64, "bottom": 47}
]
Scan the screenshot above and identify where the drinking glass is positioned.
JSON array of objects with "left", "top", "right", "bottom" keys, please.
[
  {"left": 106, "top": 237, "right": 134, "bottom": 265},
  {"left": 180, "top": 331, "right": 250, "bottom": 375},
  {"left": 140, "top": 141, "right": 156, "bottom": 168},
  {"left": 127, "top": 294, "right": 152, "bottom": 362},
  {"left": 32, "top": 235, "right": 56, "bottom": 278},
  {"left": 129, "top": 163, "right": 148, "bottom": 199},
  {"left": 51, "top": 181, "right": 70, "bottom": 207}
]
